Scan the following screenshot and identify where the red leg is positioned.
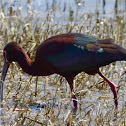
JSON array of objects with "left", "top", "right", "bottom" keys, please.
[{"left": 98, "top": 71, "right": 118, "bottom": 108}]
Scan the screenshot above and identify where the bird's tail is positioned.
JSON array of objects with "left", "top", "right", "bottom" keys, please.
[
  {"left": 99, "top": 39, "right": 126, "bottom": 61},
  {"left": 120, "top": 46, "right": 126, "bottom": 60}
]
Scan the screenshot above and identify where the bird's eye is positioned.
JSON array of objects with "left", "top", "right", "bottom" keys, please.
[{"left": 3, "top": 51, "right": 7, "bottom": 59}]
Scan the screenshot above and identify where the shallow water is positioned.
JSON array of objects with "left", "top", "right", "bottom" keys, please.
[
  {"left": 1, "top": 0, "right": 126, "bottom": 17},
  {"left": 0, "top": 61, "right": 125, "bottom": 125},
  {"left": 0, "top": 0, "right": 126, "bottom": 125}
]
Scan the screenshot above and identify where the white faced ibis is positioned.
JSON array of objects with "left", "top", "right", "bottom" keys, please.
[{"left": 1, "top": 33, "right": 126, "bottom": 108}]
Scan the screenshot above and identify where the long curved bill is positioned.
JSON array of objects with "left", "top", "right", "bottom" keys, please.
[{"left": 0, "top": 60, "right": 10, "bottom": 101}]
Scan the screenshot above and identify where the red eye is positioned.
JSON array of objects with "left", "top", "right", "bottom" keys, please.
[{"left": 3, "top": 51, "right": 7, "bottom": 59}]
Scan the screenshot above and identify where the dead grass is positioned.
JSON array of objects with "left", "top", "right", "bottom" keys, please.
[{"left": 0, "top": 0, "right": 126, "bottom": 125}]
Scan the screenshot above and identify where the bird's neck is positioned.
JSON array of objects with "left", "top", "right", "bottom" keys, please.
[
  {"left": 16, "top": 49, "right": 56, "bottom": 76},
  {"left": 16, "top": 50, "right": 37, "bottom": 76}
]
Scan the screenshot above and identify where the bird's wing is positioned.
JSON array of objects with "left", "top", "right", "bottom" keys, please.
[
  {"left": 38, "top": 33, "right": 121, "bottom": 72},
  {"left": 38, "top": 33, "right": 104, "bottom": 72}
]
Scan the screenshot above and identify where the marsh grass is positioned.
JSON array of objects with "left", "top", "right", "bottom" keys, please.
[{"left": 0, "top": 0, "right": 126, "bottom": 125}]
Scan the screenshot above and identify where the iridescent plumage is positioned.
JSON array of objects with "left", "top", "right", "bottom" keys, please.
[{"left": 1, "top": 33, "right": 126, "bottom": 108}]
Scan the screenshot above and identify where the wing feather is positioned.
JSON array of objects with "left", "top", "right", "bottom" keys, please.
[
  {"left": 38, "top": 33, "right": 119, "bottom": 72},
  {"left": 42, "top": 34, "right": 101, "bottom": 72}
]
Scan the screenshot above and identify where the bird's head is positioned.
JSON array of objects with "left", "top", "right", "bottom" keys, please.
[{"left": 1, "top": 42, "right": 22, "bottom": 82}]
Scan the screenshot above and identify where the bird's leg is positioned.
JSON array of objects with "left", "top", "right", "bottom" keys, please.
[
  {"left": 35, "top": 76, "right": 38, "bottom": 97},
  {"left": 65, "top": 76, "right": 77, "bottom": 108},
  {"left": 98, "top": 71, "right": 118, "bottom": 108},
  {"left": 70, "top": 88, "right": 77, "bottom": 108},
  {"left": 69, "top": 84, "right": 77, "bottom": 108}
]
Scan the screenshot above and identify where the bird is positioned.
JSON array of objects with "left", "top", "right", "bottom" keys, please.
[{"left": 1, "top": 33, "right": 126, "bottom": 108}]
